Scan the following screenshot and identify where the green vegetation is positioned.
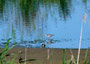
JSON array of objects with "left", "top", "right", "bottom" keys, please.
[
  {"left": 62, "top": 49, "right": 90, "bottom": 64},
  {"left": 0, "top": 39, "right": 16, "bottom": 64},
  {"left": 83, "top": 49, "right": 88, "bottom": 64},
  {"left": 62, "top": 49, "right": 65, "bottom": 64}
]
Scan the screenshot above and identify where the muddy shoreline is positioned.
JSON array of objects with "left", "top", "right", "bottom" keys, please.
[{"left": 0, "top": 48, "right": 90, "bottom": 64}]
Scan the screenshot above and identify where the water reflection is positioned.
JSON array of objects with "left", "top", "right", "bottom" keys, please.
[
  {"left": 83, "top": 0, "right": 87, "bottom": 5},
  {"left": 0, "top": 0, "right": 4, "bottom": 18},
  {"left": 58, "top": 0, "right": 71, "bottom": 19},
  {"left": 0, "top": 0, "right": 90, "bottom": 48}
]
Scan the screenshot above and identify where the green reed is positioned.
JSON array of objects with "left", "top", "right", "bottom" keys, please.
[
  {"left": 62, "top": 49, "right": 89, "bottom": 64},
  {"left": 83, "top": 49, "right": 88, "bottom": 64},
  {"left": 63, "top": 49, "right": 65, "bottom": 64},
  {"left": 0, "top": 39, "right": 16, "bottom": 64}
]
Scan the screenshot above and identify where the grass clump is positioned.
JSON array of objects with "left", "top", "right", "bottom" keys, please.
[
  {"left": 0, "top": 38, "right": 16, "bottom": 64},
  {"left": 62, "top": 49, "right": 89, "bottom": 64}
]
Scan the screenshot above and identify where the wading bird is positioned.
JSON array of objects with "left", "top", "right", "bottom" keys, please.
[
  {"left": 45, "top": 34, "right": 54, "bottom": 38},
  {"left": 45, "top": 34, "right": 54, "bottom": 44}
]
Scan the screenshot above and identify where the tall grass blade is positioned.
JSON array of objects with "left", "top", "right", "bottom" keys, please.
[
  {"left": 1, "top": 43, "right": 16, "bottom": 59},
  {"left": 10, "top": 54, "right": 17, "bottom": 64},
  {"left": 87, "top": 62, "right": 90, "bottom": 64},
  {"left": 77, "top": 22, "right": 83, "bottom": 64},
  {"left": 83, "top": 49, "right": 88, "bottom": 64},
  {"left": 1, "top": 39, "right": 11, "bottom": 59},
  {"left": 77, "top": 13, "right": 87, "bottom": 64},
  {"left": 0, "top": 39, "right": 16, "bottom": 61},
  {"left": 0, "top": 39, "right": 16, "bottom": 64},
  {"left": 0, "top": 57, "right": 3, "bottom": 64},
  {"left": 62, "top": 49, "right": 65, "bottom": 64}
]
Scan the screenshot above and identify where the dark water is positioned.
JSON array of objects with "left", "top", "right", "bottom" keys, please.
[{"left": 0, "top": 0, "right": 90, "bottom": 48}]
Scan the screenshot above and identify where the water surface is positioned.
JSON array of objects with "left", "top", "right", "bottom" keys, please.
[{"left": 0, "top": 0, "right": 90, "bottom": 49}]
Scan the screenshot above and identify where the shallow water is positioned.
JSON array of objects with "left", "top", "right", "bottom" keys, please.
[{"left": 0, "top": 0, "right": 90, "bottom": 48}]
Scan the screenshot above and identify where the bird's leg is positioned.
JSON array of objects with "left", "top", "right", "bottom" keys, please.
[{"left": 49, "top": 37, "right": 52, "bottom": 43}]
